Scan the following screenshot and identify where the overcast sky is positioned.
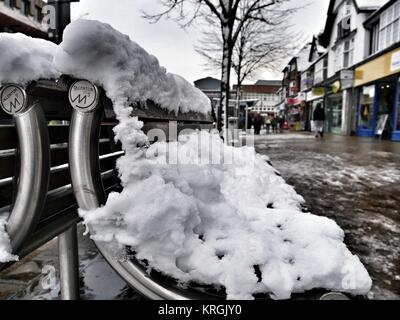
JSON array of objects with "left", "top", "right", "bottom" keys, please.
[{"left": 71, "top": 0, "right": 330, "bottom": 84}]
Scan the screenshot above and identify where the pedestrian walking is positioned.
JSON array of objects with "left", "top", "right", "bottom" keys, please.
[
  {"left": 278, "top": 116, "right": 285, "bottom": 133},
  {"left": 313, "top": 103, "right": 325, "bottom": 139},
  {"left": 254, "top": 113, "right": 263, "bottom": 135},
  {"left": 265, "top": 116, "right": 272, "bottom": 134},
  {"left": 271, "top": 116, "right": 278, "bottom": 134}
]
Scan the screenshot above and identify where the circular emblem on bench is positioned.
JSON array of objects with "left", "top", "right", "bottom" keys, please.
[
  {"left": 69, "top": 80, "right": 99, "bottom": 112},
  {"left": 0, "top": 84, "right": 27, "bottom": 116}
]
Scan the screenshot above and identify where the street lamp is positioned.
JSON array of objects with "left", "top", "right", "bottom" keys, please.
[{"left": 47, "top": 0, "right": 80, "bottom": 44}]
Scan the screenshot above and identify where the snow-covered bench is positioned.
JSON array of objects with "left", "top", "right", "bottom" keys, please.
[
  {"left": 0, "top": 18, "right": 371, "bottom": 301},
  {"left": 0, "top": 76, "right": 215, "bottom": 300}
]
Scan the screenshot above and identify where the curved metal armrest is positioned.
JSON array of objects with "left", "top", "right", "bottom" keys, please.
[{"left": 0, "top": 84, "right": 50, "bottom": 254}]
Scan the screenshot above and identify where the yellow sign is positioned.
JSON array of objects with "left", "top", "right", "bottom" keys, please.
[
  {"left": 332, "top": 81, "right": 341, "bottom": 94},
  {"left": 312, "top": 87, "right": 325, "bottom": 96},
  {"left": 354, "top": 47, "right": 400, "bottom": 87}
]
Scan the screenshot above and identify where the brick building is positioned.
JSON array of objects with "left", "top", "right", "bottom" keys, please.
[{"left": 0, "top": 0, "right": 47, "bottom": 38}]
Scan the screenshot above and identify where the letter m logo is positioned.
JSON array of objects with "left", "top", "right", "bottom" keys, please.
[
  {"left": 72, "top": 94, "right": 88, "bottom": 104},
  {"left": 9, "top": 97, "right": 21, "bottom": 111}
]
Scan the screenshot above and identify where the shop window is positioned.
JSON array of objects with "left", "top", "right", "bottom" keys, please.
[
  {"left": 397, "top": 80, "right": 400, "bottom": 130},
  {"left": 327, "top": 94, "right": 343, "bottom": 133},
  {"left": 377, "top": 83, "right": 396, "bottom": 133},
  {"left": 359, "top": 85, "right": 375, "bottom": 130}
]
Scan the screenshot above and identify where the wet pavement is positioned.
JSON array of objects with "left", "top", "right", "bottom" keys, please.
[
  {"left": 255, "top": 132, "right": 400, "bottom": 300},
  {"left": 0, "top": 132, "right": 399, "bottom": 300}
]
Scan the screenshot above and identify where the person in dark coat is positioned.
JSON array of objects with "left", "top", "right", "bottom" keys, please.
[
  {"left": 253, "top": 113, "right": 263, "bottom": 135},
  {"left": 313, "top": 103, "right": 326, "bottom": 139}
]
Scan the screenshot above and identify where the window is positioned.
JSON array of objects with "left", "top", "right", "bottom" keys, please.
[
  {"left": 334, "top": 44, "right": 343, "bottom": 71},
  {"left": 314, "top": 58, "right": 327, "bottom": 84},
  {"left": 337, "top": 1, "right": 352, "bottom": 41},
  {"left": 398, "top": 79, "right": 400, "bottom": 131},
  {"left": 20, "top": 0, "right": 29, "bottom": 16},
  {"left": 343, "top": 38, "right": 354, "bottom": 68},
  {"left": 4, "top": 0, "right": 15, "bottom": 7},
  {"left": 34, "top": 6, "right": 43, "bottom": 22},
  {"left": 370, "top": 22, "right": 380, "bottom": 55},
  {"left": 379, "top": 2, "right": 400, "bottom": 51}
]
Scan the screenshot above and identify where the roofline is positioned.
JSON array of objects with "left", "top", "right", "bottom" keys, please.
[
  {"left": 319, "top": 0, "right": 382, "bottom": 47},
  {"left": 364, "top": 0, "right": 396, "bottom": 28}
]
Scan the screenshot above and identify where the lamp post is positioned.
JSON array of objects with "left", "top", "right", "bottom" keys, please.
[{"left": 47, "top": 0, "right": 80, "bottom": 44}]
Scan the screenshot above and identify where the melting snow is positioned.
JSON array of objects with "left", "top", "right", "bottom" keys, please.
[{"left": 0, "top": 215, "right": 17, "bottom": 263}]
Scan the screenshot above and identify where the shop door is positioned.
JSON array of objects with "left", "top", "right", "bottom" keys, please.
[
  {"left": 326, "top": 94, "right": 343, "bottom": 134},
  {"left": 376, "top": 82, "right": 396, "bottom": 138}
]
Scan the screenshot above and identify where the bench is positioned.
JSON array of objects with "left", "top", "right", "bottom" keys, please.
[
  {"left": 0, "top": 76, "right": 214, "bottom": 300},
  {"left": 0, "top": 77, "right": 349, "bottom": 300}
]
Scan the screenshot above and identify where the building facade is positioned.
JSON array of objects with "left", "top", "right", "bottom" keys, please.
[
  {"left": 315, "top": 0, "right": 386, "bottom": 135},
  {"left": 283, "top": 0, "right": 400, "bottom": 141},
  {"left": 354, "top": 0, "right": 400, "bottom": 141},
  {"left": 0, "top": 0, "right": 47, "bottom": 38},
  {"left": 281, "top": 41, "right": 324, "bottom": 131},
  {"left": 234, "top": 80, "right": 281, "bottom": 115}
]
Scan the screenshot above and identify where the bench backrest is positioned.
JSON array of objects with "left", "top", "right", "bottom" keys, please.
[{"left": 0, "top": 77, "right": 213, "bottom": 269}]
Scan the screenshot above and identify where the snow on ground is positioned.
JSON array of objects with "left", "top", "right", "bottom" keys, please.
[
  {"left": 0, "top": 33, "right": 59, "bottom": 85},
  {"left": 255, "top": 133, "right": 400, "bottom": 299},
  {"left": 0, "top": 215, "right": 17, "bottom": 263}
]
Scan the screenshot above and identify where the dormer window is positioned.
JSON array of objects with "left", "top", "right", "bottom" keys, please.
[
  {"left": 338, "top": 17, "right": 351, "bottom": 39},
  {"left": 337, "top": 0, "right": 352, "bottom": 40}
]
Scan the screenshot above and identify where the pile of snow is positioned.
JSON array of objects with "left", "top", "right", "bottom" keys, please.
[
  {"left": 51, "top": 19, "right": 371, "bottom": 300},
  {"left": 54, "top": 19, "right": 210, "bottom": 116},
  {"left": 0, "top": 215, "right": 17, "bottom": 263},
  {"left": 54, "top": 19, "right": 211, "bottom": 152},
  {"left": 0, "top": 33, "right": 59, "bottom": 85},
  {"left": 81, "top": 131, "right": 371, "bottom": 300}
]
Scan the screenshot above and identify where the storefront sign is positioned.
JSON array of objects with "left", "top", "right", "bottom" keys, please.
[
  {"left": 297, "top": 92, "right": 306, "bottom": 101},
  {"left": 332, "top": 81, "right": 341, "bottom": 94},
  {"left": 391, "top": 51, "right": 400, "bottom": 72},
  {"left": 355, "top": 48, "right": 400, "bottom": 87},
  {"left": 312, "top": 87, "right": 325, "bottom": 96},
  {"left": 340, "top": 70, "right": 354, "bottom": 90}
]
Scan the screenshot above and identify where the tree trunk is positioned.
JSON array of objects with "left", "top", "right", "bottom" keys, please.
[{"left": 219, "top": 34, "right": 233, "bottom": 143}]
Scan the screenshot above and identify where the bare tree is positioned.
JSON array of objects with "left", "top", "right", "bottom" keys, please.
[
  {"left": 143, "top": 0, "right": 296, "bottom": 139},
  {"left": 195, "top": 12, "right": 300, "bottom": 110}
]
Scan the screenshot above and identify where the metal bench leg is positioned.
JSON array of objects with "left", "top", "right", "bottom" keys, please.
[{"left": 59, "top": 224, "right": 80, "bottom": 300}]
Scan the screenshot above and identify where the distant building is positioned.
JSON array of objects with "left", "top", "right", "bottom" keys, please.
[
  {"left": 234, "top": 80, "right": 281, "bottom": 115},
  {"left": 194, "top": 77, "right": 222, "bottom": 100},
  {"left": 0, "top": 0, "right": 47, "bottom": 38}
]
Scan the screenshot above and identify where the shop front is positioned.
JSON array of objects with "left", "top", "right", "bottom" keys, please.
[
  {"left": 306, "top": 89, "right": 325, "bottom": 132},
  {"left": 326, "top": 93, "right": 343, "bottom": 134},
  {"left": 354, "top": 47, "right": 400, "bottom": 141}
]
